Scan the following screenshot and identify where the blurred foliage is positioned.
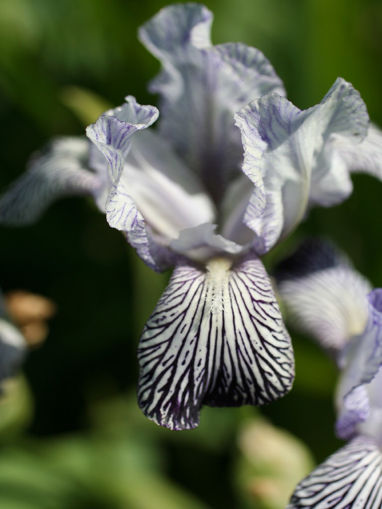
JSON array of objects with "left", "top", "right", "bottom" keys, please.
[
  {"left": 235, "top": 417, "right": 314, "bottom": 509},
  {"left": 0, "top": 0, "right": 381, "bottom": 507},
  {"left": 0, "top": 376, "right": 33, "bottom": 440}
]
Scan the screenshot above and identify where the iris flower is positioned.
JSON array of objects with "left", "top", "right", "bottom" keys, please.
[
  {"left": 278, "top": 240, "right": 382, "bottom": 508},
  {"left": 1, "top": 4, "right": 382, "bottom": 429}
]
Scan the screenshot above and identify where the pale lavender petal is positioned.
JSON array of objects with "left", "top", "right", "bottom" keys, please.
[
  {"left": 170, "top": 222, "right": 245, "bottom": 262},
  {"left": 219, "top": 175, "right": 256, "bottom": 246},
  {"left": 86, "top": 96, "right": 159, "bottom": 184},
  {"left": 288, "top": 435, "right": 382, "bottom": 508},
  {"left": 138, "top": 2, "right": 212, "bottom": 57},
  {"left": 357, "top": 367, "right": 382, "bottom": 443},
  {"left": 0, "top": 137, "right": 100, "bottom": 225},
  {"left": 117, "top": 129, "right": 215, "bottom": 243},
  {"left": 245, "top": 187, "right": 284, "bottom": 255},
  {"left": 235, "top": 78, "right": 369, "bottom": 253},
  {"left": 307, "top": 80, "right": 369, "bottom": 207},
  {"left": 139, "top": 3, "right": 284, "bottom": 201},
  {"left": 276, "top": 239, "right": 371, "bottom": 353},
  {"left": 86, "top": 97, "right": 173, "bottom": 270},
  {"left": 307, "top": 120, "right": 382, "bottom": 208},
  {"left": 214, "top": 42, "right": 285, "bottom": 100},
  {"left": 336, "top": 289, "right": 382, "bottom": 439},
  {"left": 138, "top": 254, "right": 294, "bottom": 430},
  {"left": 326, "top": 123, "right": 382, "bottom": 183},
  {"left": 235, "top": 94, "right": 301, "bottom": 253}
]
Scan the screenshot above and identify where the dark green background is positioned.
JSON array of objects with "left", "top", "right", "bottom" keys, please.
[{"left": 0, "top": 0, "right": 381, "bottom": 507}]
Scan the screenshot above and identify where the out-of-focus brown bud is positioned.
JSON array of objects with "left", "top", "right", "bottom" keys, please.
[
  {"left": 236, "top": 418, "right": 314, "bottom": 509},
  {"left": 5, "top": 291, "right": 56, "bottom": 347}
]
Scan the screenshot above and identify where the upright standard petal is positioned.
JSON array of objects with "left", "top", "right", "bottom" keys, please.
[
  {"left": 139, "top": 3, "right": 285, "bottom": 201},
  {"left": 288, "top": 435, "right": 382, "bottom": 509},
  {"left": 138, "top": 255, "right": 294, "bottom": 430},
  {"left": 276, "top": 239, "right": 371, "bottom": 353},
  {"left": 138, "top": 2, "right": 213, "bottom": 56},
  {"left": 235, "top": 78, "right": 369, "bottom": 253},
  {"left": 0, "top": 137, "right": 100, "bottom": 225},
  {"left": 336, "top": 289, "right": 382, "bottom": 439}
]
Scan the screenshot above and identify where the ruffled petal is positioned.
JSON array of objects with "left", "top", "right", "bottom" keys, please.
[
  {"left": 0, "top": 137, "right": 100, "bottom": 225},
  {"left": 288, "top": 435, "right": 382, "bottom": 509},
  {"left": 87, "top": 97, "right": 172, "bottom": 270},
  {"left": 138, "top": 254, "right": 294, "bottom": 430},
  {"left": 235, "top": 78, "right": 369, "bottom": 253},
  {"left": 276, "top": 239, "right": 371, "bottom": 353},
  {"left": 87, "top": 97, "right": 217, "bottom": 270},
  {"left": 139, "top": 3, "right": 284, "bottom": 201},
  {"left": 138, "top": 2, "right": 213, "bottom": 57},
  {"left": 86, "top": 96, "right": 159, "bottom": 185},
  {"left": 336, "top": 289, "right": 382, "bottom": 439},
  {"left": 325, "top": 123, "right": 382, "bottom": 182}
]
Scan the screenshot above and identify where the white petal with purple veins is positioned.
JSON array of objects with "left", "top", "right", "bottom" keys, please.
[
  {"left": 336, "top": 289, "right": 382, "bottom": 439},
  {"left": 88, "top": 97, "right": 217, "bottom": 269},
  {"left": 139, "top": 3, "right": 285, "bottom": 201},
  {"left": 138, "top": 2, "right": 212, "bottom": 59},
  {"left": 0, "top": 137, "right": 100, "bottom": 225},
  {"left": 138, "top": 255, "right": 294, "bottom": 430},
  {"left": 235, "top": 78, "right": 369, "bottom": 253},
  {"left": 86, "top": 96, "right": 159, "bottom": 184},
  {"left": 214, "top": 43, "right": 285, "bottom": 101},
  {"left": 235, "top": 94, "right": 303, "bottom": 253},
  {"left": 276, "top": 239, "right": 371, "bottom": 353},
  {"left": 288, "top": 435, "right": 382, "bottom": 509},
  {"left": 87, "top": 97, "right": 177, "bottom": 270}
]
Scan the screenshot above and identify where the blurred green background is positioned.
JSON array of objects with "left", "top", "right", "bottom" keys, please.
[{"left": 0, "top": 0, "right": 381, "bottom": 507}]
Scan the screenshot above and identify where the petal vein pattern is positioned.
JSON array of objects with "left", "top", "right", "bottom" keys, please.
[
  {"left": 86, "top": 96, "right": 159, "bottom": 185},
  {"left": 235, "top": 78, "right": 369, "bottom": 253},
  {"left": 0, "top": 137, "right": 99, "bottom": 225},
  {"left": 138, "top": 255, "right": 294, "bottom": 430},
  {"left": 288, "top": 436, "right": 382, "bottom": 508},
  {"left": 87, "top": 97, "right": 171, "bottom": 270},
  {"left": 336, "top": 289, "right": 382, "bottom": 439}
]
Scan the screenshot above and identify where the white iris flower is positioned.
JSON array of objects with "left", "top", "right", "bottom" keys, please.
[{"left": 1, "top": 4, "right": 382, "bottom": 429}]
